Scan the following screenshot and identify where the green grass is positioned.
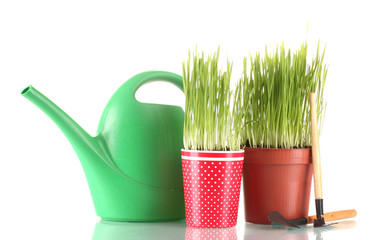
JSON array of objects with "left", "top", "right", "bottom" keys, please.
[
  {"left": 183, "top": 47, "right": 240, "bottom": 151},
  {"left": 234, "top": 42, "right": 327, "bottom": 149}
]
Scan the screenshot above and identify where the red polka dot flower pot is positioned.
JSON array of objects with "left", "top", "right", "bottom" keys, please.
[{"left": 181, "top": 149, "right": 244, "bottom": 228}]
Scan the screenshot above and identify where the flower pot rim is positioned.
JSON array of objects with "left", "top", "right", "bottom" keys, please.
[
  {"left": 244, "top": 147, "right": 311, "bottom": 150},
  {"left": 181, "top": 149, "right": 244, "bottom": 161},
  {"left": 244, "top": 147, "right": 312, "bottom": 164},
  {"left": 181, "top": 148, "right": 244, "bottom": 153}
]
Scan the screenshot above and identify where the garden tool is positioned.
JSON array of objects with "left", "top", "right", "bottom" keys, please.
[
  {"left": 268, "top": 209, "right": 357, "bottom": 228},
  {"left": 309, "top": 92, "right": 329, "bottom": 228}
]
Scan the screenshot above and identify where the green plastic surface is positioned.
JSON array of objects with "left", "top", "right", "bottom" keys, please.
[{"left": 22, "top": 71, "right": 185, "bottom": 221}]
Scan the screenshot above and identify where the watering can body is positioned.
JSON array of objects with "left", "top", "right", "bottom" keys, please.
[{"left": 22, "top": 71, "right": 185, "bottom": 221}]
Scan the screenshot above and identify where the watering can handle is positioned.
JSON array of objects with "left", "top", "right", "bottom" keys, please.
[{"left": 129, "top": 71, "right": 184, "bottom": 100}]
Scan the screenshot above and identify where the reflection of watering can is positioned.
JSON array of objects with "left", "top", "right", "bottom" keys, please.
[
  {"left": 92, "top": 220, "right": 186, "bottom": 240},
  {"left": 22, "top": 71, "right": 185, "bottom": 221}
]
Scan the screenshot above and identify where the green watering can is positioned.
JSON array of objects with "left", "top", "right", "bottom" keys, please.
[{"left": 22, "top": 71, "right": 185, "bottom": 221}]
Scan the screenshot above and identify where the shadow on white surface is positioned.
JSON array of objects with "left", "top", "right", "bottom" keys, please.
[{"left": 244, "top": 220, "right": 356, "bottom": 240}]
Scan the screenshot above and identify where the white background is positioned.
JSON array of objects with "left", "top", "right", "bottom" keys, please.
[{"left": 1, "top": 0, "right": 369, "bottom": 239}]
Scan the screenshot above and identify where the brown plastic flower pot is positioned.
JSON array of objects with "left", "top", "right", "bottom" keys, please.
[{"left": 243, "top": 147, "right": 313, "bottom": 224}]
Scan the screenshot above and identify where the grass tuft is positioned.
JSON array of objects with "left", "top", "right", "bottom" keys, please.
[
  {"left": 234, "top": 42, "right": 327, "bottom": 149},
  {"left": 183, "top": 47, "right": 240, "bottom": 151}
]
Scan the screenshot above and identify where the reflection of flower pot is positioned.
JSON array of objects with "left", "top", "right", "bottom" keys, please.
[
  {"left": 244, "top": 223, "right": 309, "bottom": 240},
  {"left": 185, "top": 226, "right": 237, "bottom": 240},
  {"left": 181, "top": 150, "right": 244, "bottom": 228},
  {"left": 243, "top": 148, "right": 313, "bottom": 224}
]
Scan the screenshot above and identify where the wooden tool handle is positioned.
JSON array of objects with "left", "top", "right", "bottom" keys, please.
[
  {"left": 306, "top": 209, "right": 357, "bottom": 224},
  {"left": 309, "top": 92, "right": 323, "bottom": 199}
]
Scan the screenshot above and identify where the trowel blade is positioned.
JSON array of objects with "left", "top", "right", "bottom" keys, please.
[{"left": 268, "top": 211, "right": 300, "bottom": 228}]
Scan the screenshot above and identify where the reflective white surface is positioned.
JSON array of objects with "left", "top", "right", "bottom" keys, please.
[{"left": 90, "top": 219, "right": 359, "bottom": 240}]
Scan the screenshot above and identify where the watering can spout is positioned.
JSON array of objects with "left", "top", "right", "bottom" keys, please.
[{"left": 21, "top": 85, "right": 109, "bottom": 166}]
